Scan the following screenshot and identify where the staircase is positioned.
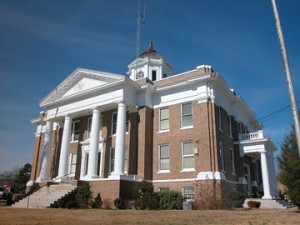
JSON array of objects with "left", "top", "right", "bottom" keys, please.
[
  {"left": 12, "top": 183, "right": 77, "bottom": 208},
  {"left": 243, "top": 198, "right": 297, "bottom": 209}
]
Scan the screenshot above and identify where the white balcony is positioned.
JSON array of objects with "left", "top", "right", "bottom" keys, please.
[{"left": 238, "top": 130, "right": 266, "bottom": 142}]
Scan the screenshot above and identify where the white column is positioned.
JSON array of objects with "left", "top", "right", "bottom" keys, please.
[
  {"left": 260, "top": 151, "right": 272, "bottom": 199},
  {"left": 57, "top": 115, "right": 72, "bottom": 181},
  {"left": 86, "top": 108, "right": 101, "bottom": 178},
  {"left": 36, "top": 120, "right": 53, "bottom": 183},
  {"left": 111, "top": 101, "right": 127, "bottom": 176}
]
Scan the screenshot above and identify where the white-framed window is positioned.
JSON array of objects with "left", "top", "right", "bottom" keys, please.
[
  {"left": 159, "top": 107, "right": 170, "bottom": 131},
  {"left": 182, "top": 186, "right": 195, "bottom": 200},
  {"left": 152, "top": 70, "right": 157, "bottom": 81},
  {"left": 109, "top": 147, "right": 128, "bottom": 173},
  {"left": 217, "top": 106, "right": 223, "bottom": 131},
  {"left": 109, "top": 148, "right": 115, "bottom": 173},
  {"left": 230, "top": 148, "right": 236, "bottom": 175},
  {"left": 111, "top": 112, "right": 129, "bottom": 135},
  {"left": 181, "top": 102, "right": 193, "bottom": 128},
  {"left": 69, "top": 153, "right": 77, "bottom": 175},
  {"left": 182, "top": 141, "right": 195, "bottom": 170},
  {"left": 219, "top": 142, "right": 225, "bottom": 172},
  {"left": 111, "top": 113, "right": 118, "bottom": 135},
  {"left": 71, "top": 120, "right": 80, "bottom": 141},
  {"left": 227, "top": 115, "right": 232, "bottom": 137},
  {"left": 87, "top": 116, "right": 103, "bottom": 139},
  {"left": 158, "top": 144, "right": 170, "bottom": 171}
]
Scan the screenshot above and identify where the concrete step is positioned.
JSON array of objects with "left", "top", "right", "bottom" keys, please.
[
  {"left": 243, "top": 198, "right": 297, "bottom": 209},
  {"left": 12, "top": 183, "right": 77, "bottom": 208}
]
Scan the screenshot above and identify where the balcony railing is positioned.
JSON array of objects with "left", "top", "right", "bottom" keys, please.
[{"left": 239, "top": 130, "right": 266, "bottom": 141}]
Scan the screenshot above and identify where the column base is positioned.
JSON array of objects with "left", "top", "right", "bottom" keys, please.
[
  {"left": 53, "top": 176, "right": 69, "bottom": 183},
  {"left": 262, "top": 195, "right": 273, "bottom": 199},
  {"left": 108, "top": 173, "right": 125, "bottom": 179}
]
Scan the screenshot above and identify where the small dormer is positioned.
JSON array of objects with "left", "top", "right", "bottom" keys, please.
[{"left": 127, "top": 41, "right": 174, "bottom": 81}]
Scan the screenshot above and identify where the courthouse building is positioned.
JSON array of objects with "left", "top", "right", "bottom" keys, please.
[{"left": 29, "top": 42, "right": 277, "bottom": 203}]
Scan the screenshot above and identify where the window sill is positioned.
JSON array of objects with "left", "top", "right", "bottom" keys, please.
[
  {"left": 157, "top": 170, "right": 170, "bottom": 174},
  {"left": 157, "top": 130, "right": 170, "bottom": 134},
  {"left": 180, "top": 126, "right": 194, "bottom": 130},
  {"left": 70, "top": 140, "right": 79, "bottom": 144},
  {"left": 180, "top": 169, "right": 196, "bottom": 173}
]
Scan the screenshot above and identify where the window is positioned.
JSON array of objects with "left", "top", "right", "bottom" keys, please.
[
  {"left": 87, "top": 116, "right": 103, "bottom": 139},
  {"left": 182, "top": 186, "right": 195, "bottom": 200},
  {"left": 112, "top": 113, "right": 117, "bottom": 135},
  {"left": 152, "top": 70, "right": 157, "bottom": 81},
  {"left": 159, "top": 107, "right": 170, "bottom": 131},
  {"left": 69, "top": 153, "right": 77, "bottom": 175},
  {"left": 159, "top": 144, "right": 170, "bottom": 171},
  {"left": 239, "top": 122, "right": 246, "bottom": 134},
  {"left": 71, "top": 121, "right": 80, "bottom": 141},
  {"left": 217, "top": 106, "right": 223, "bottom": 131},
  {"left": 111, "top": 112, "right": 129, "bottom": 135},
  {"left": 109, "top": 147, "right": 128, "bottom": 173},
  {"left": 109, "top": 148, "right": 115, "bottom": 173},
  {"left": 84, "top": 153, "right": 89, "bottom": 175},
  {"left": 227, "top": 115, "right": 232, "bottom": 137},
  {"left": 181, "top": 102, "right": 193, "bottom": 128},
  {"left": 219, "top": 142, "right": 225, "bottom": 172},
  {"left": 230, "top": 148, "right": 235, "bottom": 175},
  {"left": 182, "top": 142, "right": 195, "bottom": 170},
  {"left": 87, "top": 117, "right": 92, "bottom": 139}
]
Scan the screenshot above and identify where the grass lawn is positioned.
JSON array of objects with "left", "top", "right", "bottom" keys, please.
[{"left": 0, "top": 207, "right": 299, "bottom": 225}]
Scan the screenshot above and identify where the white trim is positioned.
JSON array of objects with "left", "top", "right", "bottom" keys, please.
[
  {"left": 179, "top": 126, "right": 194, "bottom": 130},
  {"left": 180, "top": 169, "right": 196, "bottom": 173},
  {"left": 157, "top": 170, "right": 170, "bottom": 174}
]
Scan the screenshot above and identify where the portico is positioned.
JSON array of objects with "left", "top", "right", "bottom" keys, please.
[{"left": 238, "top": 130, "right": 277, "bottom": 199}]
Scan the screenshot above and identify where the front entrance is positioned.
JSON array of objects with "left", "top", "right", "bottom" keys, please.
[{"left": 244, "top": 164, "right": 252, "bottom": 197}]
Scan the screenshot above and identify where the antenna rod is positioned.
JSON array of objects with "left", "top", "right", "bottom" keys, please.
[
  {"left": 271, "top": 0, "right": 300, "bottom": 156},
  {"left": 136, "top": 0, "right": 141, "bottom": 58}
]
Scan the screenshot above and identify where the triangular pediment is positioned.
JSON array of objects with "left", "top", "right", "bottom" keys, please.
[
  {"left": 62, "top": 77, "right": 108, "bottom": 98},
  {"left": 40, "top": 68, "right": 125, "bottom": 107}
]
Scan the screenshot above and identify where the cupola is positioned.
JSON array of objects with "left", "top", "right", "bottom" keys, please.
[{"left": 127, "top": 41, "right": 174, "bottom": 81}]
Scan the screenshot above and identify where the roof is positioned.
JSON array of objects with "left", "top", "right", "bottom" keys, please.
[{"left": 138, "top": 41, "right": 164, "bottom": 60}]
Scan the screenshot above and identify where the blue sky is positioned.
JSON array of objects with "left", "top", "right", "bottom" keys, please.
[{"left": 0, "top": 0, "right": 299, "bottom": 173}]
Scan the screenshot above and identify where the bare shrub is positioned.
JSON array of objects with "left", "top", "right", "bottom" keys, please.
[{"left": 102, "top": 199, "right": 112, "bottom": 209}]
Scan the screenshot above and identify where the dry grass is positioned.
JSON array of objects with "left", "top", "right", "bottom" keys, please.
[{"left": 0, "top": 207, "right": 299, "bottom": 225}]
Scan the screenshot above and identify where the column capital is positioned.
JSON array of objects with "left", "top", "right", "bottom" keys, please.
[{"left": 90, "top": 106, "right": 102, "bottom": 111}]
